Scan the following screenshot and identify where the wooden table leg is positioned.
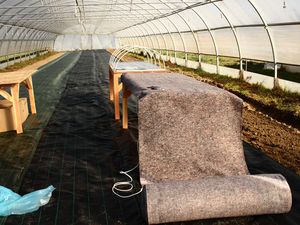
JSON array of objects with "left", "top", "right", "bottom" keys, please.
[
  {"left": 25, "top": 76, "right": 37, "bottom": 114},
  {"left": 122, "top": 85, "right": 131, "bottom": 129},
  {"left": 109, "top": 70, "right": 114, "bottom": 102},
  {"left": 11, "top": 84, "right": 23, "bottom": 134},
  {"left": 113, "top": 73, "right": 120, "bottom": 120}
]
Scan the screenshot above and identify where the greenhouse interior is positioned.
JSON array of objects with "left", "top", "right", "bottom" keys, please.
[{"left": 0, "top": 0, "right": 300, "bottom": 224}]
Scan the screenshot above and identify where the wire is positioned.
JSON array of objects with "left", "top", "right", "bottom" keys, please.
[{"left": 112, "top": 164, "right": 144, "bottom": 198}]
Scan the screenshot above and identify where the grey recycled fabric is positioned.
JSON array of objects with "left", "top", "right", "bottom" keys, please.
[
  {"left": 145, "top": 174, "right": 292, "bottom": 224},
  {"left": 122, "top": 72, "right": 292, "bottom": 224},
  {"left": 122, "top": 73, "right": 248, "bottom": 182}
]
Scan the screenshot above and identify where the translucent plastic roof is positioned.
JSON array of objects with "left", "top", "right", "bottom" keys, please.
[
  {"left": 0, "top": 0, "right": 300, "bottom": 65},
  {"left": 0, "top": 0, "right": 208, "bottom": 34}
]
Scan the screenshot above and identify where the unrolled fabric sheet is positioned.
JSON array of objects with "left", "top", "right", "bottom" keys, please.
[
  {"left": 122, "top": 73, "right": 249, "bottom": 183},
  {"left": 145, "top": 174, "right": 292, "bottom": 224},
  {"left": 121, "top": 73, "right": 292, "bottom": 224}
]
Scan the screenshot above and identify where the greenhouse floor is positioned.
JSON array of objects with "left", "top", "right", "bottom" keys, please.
[{"left": 0, "top": 50, "right": 299, "bottom": 225}]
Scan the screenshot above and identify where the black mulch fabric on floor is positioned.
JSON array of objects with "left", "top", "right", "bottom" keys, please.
[
  {"left": 3, "top": 50, "right": 300, "bottom": 225},
  {"left": 0, "top": 52, "right": 80, "bottom": 191}
]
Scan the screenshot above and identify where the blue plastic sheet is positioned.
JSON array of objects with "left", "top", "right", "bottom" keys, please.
[{"left": 0, "top": 185, "right": 55, "bottom": 216}]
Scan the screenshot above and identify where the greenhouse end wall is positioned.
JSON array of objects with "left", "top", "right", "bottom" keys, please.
[{"left": 54, "top": 34, "right": 118, "bottom": 51}]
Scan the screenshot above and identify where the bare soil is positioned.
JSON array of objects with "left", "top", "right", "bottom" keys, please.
[{"left": 242, "top": 104, "right": 300, "bottom": 174}]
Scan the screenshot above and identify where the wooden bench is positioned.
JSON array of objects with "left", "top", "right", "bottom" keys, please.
[
  {"left": 0, "top": 70, "right": 37, "bottom": 133},
  {"left": 108, "top": 61, "right": 167, "bottom": 120}
]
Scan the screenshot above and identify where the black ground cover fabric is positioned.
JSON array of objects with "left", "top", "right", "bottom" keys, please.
[
  {"left": 3, "top": 50, "right": 299, "bottom": 225},
  {"left": 0, "top": 52, "right": 80, "bottom": 190}
]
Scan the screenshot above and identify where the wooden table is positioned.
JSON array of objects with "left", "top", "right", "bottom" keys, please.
[
  {"left": 0, "top": 70, "right": 37, "bottom": 133},
  {"left": 109, "top": 61, "right": 167, "bottom": 120}
]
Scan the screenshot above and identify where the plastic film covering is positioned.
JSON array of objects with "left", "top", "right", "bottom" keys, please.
[
  {"left": 0, "top": 0, "right": 299, "bottom": 64},
  {"left": 53, "top": 34, "right": 117, "bottom": 51},
  {"left": 115, "top": 0, "right": 300, "bottom": 66}
]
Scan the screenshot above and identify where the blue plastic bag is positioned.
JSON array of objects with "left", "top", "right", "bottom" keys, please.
[{"left": 0, "top": 185, "right": 55, "bottom": 216}]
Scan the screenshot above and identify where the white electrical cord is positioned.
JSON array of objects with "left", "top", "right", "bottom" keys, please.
[{"left": 112, "top": 164, "right": 144, "bottom": 198}]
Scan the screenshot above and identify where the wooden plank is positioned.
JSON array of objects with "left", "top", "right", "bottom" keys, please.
[
  {"left": 0, "top": 70, "right": 37, "bottom": 85},
  {"left": 109, "top": 66, "right": 114, "bottom": 101},
  {"left": 109, "top": 62, "right": 169, "bottom": 122},
  {"left": 122, "top": 85, "right": 131, "bottom": 129},
  {"left": 113, "top": 73, "right": 120, "bottom": 120},
  {"left": 0, "top": 89, "right": 12, "bottom": 102},
  {"left": 10, "top": 84, "right": 23, "bottom": 134},
  {"left": 25, "top": 77, "right": 37, "bottom": 114}
]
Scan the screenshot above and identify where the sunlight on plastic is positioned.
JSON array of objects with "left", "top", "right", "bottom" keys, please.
[{"left": 0, "top": 185, "right": 55, "bottom": 216}]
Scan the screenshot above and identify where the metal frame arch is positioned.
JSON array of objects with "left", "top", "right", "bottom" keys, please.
[
  {"left": 0, "top": 24, "right": 6, "bottom": 56},
  {"left": 0, "top": 25, "right": 15, "bottom": 56},
  {"left": 37, "top": 32, "right": 47, "bottom": 51},
  {"left": 156, "top": 2, "right": 187, "bottom": 65},
  {"left": 128, "top": 25, "right": 152, "bottom": 48},
  {"left": 28, "top": 29, "right": 42, "bottom": 53},
  {"left": 142, "top": 22, "right": 163, "bottom": 54},
  {"left": 23, "top": 29, "right": 37, "bottom": 53},
  {"left": 115, "top": 0, "right": 173, "bottom": 59},
  {"left": 140, "top": 0, "right": 186, "bottom": 63},
  {"left": 154, "top": 19, "right": 177, "bottom": 61},
  {"left": 127, "top": 25, "right": 148, "bottom": 47},
  {"left": 122, "top": 30, "right": 135, "bottom": 46},
  {"left": 35, "top": 31, "right": 47, "bottom": 51},
  {"left": 190, "top": 9, "right": 220, "bottom": 74},
  {"left": 247, "top": 0, "right": 279, "bottom": 88},
  {"left": 111, "top": 3, "right": 158, "bottom": 50},
  {"left": 8, "top": 26, "right": 22, "bottom": 55},
  {"left": 15, "top": 27, "right": 28, "bottom": 56},
  {"left": 148, "top": 20, "right": 168, "bottom": 54},
  {"left": 176, "top": 10, "right": 201, "bottom": 65},
  {"left": 115, "top": 23, "right": 145, "bottom": 47},
  {"left": 164, "top": 16, "right": 187, "bottom": 64},
  {"left": 26, "top": 29, "right": 40, "bottom": 53},
  {"left": 0, "top": 0, "right": 61, "bottom": 35},
  {"left": 114, "top": 30, "right": 132, "bottom": 46},
  {"left": 139, "top": 23, "right": 156, "bottom": 50},
  {"left": 9, "top": 26, "right": 22, "bottom": 55},
  {"left": 212, "top": 2, "right": 243, "bottom": 73}
]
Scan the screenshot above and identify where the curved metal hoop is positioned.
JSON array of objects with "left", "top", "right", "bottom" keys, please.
[{"left": 109, "top": 45, "right": 166, "bottom": 69}]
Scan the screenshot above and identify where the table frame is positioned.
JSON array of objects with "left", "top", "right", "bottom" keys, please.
[
  {"left": 0, "top": 74, "right": 36, "bottom": 134},
  {"left": 109, "top": 65, "right": 167, "bottom": 120}
]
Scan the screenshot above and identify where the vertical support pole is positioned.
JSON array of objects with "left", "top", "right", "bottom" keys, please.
[
  {"left": 185, "top": 52, "right": 188, "bottom": 67},
  {"left": 198, "top": 54, "right": 202, "bottom": 69},
  {"left": 122, "top": 84, "right": 131, "bottom": 129},
  {"left": 25, "top": 76, "right": 37, "bottom": 114},
  {"left": 113, "top": 72, "right": 121, "bottom": 120},
  {"left": 109, "top": 68, "right": 114, "bottom": 102},
  {"left": 239, "top": 59, "right": 244, "bottom": 80},
  {"left": 11, "top": 84, "right": 22, "bottom": 134},
  {"left": 216, "top": 55, "right": 220, "bottom": 74},
  {"left": 274, "top": 63, "right": 279, "bottom": 88}
]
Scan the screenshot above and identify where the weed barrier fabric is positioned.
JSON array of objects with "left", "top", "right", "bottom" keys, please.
[
  {"left": 3, "top": 50, "right": 300, "bottom": 225},
  {"left": 0, "top": 52, "right": 80, "bottom": 189},
  {"left": 0, "top": 52, "right": 80, "bottom": 225}
]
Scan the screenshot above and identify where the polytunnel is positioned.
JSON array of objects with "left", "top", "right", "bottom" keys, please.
[{"left": 0, "top": 0, "right": 300, "bottom": 225}]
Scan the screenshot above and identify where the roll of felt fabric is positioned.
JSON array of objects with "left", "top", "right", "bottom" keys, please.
[
  {"left": 144, "top": 174, "right": 292, "bottom": 224},
  {"left": 122, "top": 73, "right": 292, "bottom": 224}
]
